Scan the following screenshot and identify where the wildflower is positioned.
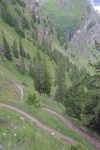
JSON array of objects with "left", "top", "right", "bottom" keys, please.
[
  {"left": 20, "top": 117, "right": 24, "bottom": 121},
  {"left": 51, "top": 132, "right": 54, "bottom": 136}
]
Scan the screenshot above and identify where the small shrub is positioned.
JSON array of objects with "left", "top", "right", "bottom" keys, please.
[
  {"left": 22, "top": 82, "right": 28, "bottom": 87},
  {"left": 27, "top": 93, "right": 40, "bottom": 108},
  {"left": 17, "top": 0, "right": 26, "bottom": 8},
  {"left": 70, "top": 144, "right": 86, "bottom": 150}
]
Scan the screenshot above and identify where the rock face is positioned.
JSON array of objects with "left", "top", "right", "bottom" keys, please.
[
  {"left": 25, "top": 0, "right": 55, "bottom": 49},
  {"left": 69, "top": 9, "right": 100, "bottom": 62},
  {"left": 38, "top": 0, "right": 100, "bottom": 62}
]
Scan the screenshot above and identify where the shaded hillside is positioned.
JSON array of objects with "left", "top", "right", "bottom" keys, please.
[{"left": 38, "top": 0, "right": 100, "bottom": 62}]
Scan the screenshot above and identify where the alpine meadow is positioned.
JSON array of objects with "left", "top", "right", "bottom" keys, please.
[{"left": 0, "top": 0, "right": 100, "bottom": 150}]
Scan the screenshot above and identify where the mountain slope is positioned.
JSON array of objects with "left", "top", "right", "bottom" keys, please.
[
  {"left": 69, "top": 7, "right": 100, "bottom": 62},
  {"left": 38, "top": 0, "right": 100, "bottom": 62},
  {"left": 38, "top": 0, "right": 90, "bottom": 40},
  {"left": 0, "top": 0, "right": 100, "bottom": 149}
]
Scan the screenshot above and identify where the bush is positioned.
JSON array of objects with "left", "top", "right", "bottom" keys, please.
[
  {"left": 15, "top": 26, "right": 25, "bottom": 38},
  {"left": 17, "top": 0, "right": 26, "bottom": 8},
  {"left": 70, "top": 144, "right": 86, "bottom": 150},
  {"left": 27, "top": 93, "right": 40, "bottom": 108}
]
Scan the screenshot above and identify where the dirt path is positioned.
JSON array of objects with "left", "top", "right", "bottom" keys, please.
[
  {"left": 0, "top": 103, "right": 77, "bottom": 144},
  {"left": 16, "top": 84, "right": 24, "bottom": 101},
  {"left": 43, "top": 108, "right": 100, "bottom": 150}
]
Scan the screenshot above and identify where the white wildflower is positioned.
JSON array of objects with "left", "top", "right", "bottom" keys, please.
[
  {"left": 51, "top": 132, "right": 54, "bottom": 136},
  {"left": 20, "top": 117, "right": 24, "bottom": 121}
]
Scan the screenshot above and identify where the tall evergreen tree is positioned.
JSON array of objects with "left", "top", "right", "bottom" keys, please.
[
  {"left": 26, "top": 52, "right": 30, "bottom": 60},
  {"left": 83, "top": 70, "right": 100, "bottom": 134},
  {"left": 33, "top": 52, "right": 51, "bottom": 96},
  {"left": 12, "top": 40, "right": 19, "bottom": 58},
  {"left": 19, "top": 38, "right": 26, "bottom": 57},
  {"left": 2, "top": 32, "right": 12, "bottom": 61},
  {"left": 20, "top": 56, "right": 26, "bottom": 74},
  {"left": 42, "top": 61, "right": 52, "bottom": 96},
  {"left": 65, "top": 84, "right": 83, "bottom": 118},
  {"left": 54, "top": 63, "right": 67, "bottom": 103},
  {"left": 22, "top": 15, "right": 30, "bottom": 30}
]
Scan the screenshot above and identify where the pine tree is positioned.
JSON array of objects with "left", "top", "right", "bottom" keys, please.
[
  {"left": 20, "top": 56, "right": 26, "bottom": 74},
  {"left": 2, "top": 32, "right": 12, "bottom": 61},
  {"left": 26, "top": 52, "right": 30, "bottom": 60},
  {"left": 54, "top": 63, "right": 67, "bottom": 103},
  {"left": 33, "top": 53, "right": 51, "bottom": 96},
  {"left": 22, "top": 15, "right": 30, "bottom": 30},
  {"left": 42, "top": 61, "right": 52, "bottom": 96},
  {"left": 83, "top": 71, "right": 100, "bottom": 134},
  {"left": 19, "top": 38, "right": 26, "bottom": 57},
  {"left": 65, "top": 84, "right": 83, "bottom": 119},
  {"left": 12, "top": 40, "right": 19, "bottom": 58}
]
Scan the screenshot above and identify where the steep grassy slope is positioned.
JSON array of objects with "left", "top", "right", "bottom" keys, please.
[
  {"left": 0, "top": 108, "right": 70, "bottom": 150},
  {"left": 0, "top": 1, "right": 99, "bottom": 149}
]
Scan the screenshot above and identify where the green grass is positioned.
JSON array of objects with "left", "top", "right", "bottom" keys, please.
[
  {"left": 0, "top": 2, "right": 98, "bottom": 150},
  {"left": 0, "top": 60, "right": 97, "bottom": 150},
  {"left": 38, "top": 0, "right": 85, "bottom": 34},
  {"left": 0, "top": 97, "right": 96, "bottom": 150},
  {"left": 0, "top": 108, "right": 70, "bottom": 150},
  {"left": 0, "top": 54, "right": 98, "bottom": 150}
]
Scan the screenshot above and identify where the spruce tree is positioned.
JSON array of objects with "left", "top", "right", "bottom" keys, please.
[
  {"left": 2, "top": 32, "right": 12, "bottom": 61},
  {"left": 83, "top": 70, "right": 100, "bottom": 133},
  {"left": 19, "top": 38, "right": 26, "bottom": 57},
  {"left": 33, "top": 53, "right": 51, "bottom": 96},
  {"left": 22, "top": 15, "right": 30, "bottom": 30},
  {"left": 12, "top": 40, "right": 19, "bottom": 58},
  {"left": 20, "top": 56, "right": 26, "bottom": 74},
  {"left": 54, "top": 63, "right": 67, "bottom": 103},
  {"left": 42, "top": 61, "right": 52, "bottom": 96},
  {"left": 26, "top": 52, "right": 30, "bottom": 60}
]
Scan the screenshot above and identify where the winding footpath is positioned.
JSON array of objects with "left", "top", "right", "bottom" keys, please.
[
  {"left": 0, "top": 103, "right": 77, "bottom": 144},
  {"left": 0, "top": 103, "right": 100, "bottom": 150},
  {"left": 43, "top": 108, "right": 100, "bottom": 150}
]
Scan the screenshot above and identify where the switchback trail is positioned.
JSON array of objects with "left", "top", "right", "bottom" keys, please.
[
  {"left": 0, "top": 103, "right": 77, "bottom": 144},
  {"left": 43, "top": 108, "right": 100, "bottom": 150}
]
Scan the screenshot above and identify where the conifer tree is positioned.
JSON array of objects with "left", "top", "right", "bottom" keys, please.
[
  {"left": 12, "top": 40, "right": 19, "bottom": 58},
  {"left": 54, "top": 63, "right": 67, "bottom": 103},
  {"left": 42, "top": 61, "right": 52, "bottom": 96},
  {"left": 33, "top": 52, "right": 51, "bottom": 96},
  {"left": 19, "top": 38, "right": 26, "bottom": 57},
  {"left": 20, "top": 56, "right": 25, "bottom": 74},
  {"left": 22, "top": 15, "right": 30, "bottom": 30},
  {"left": 26, "top": 52, "right": 30, "bottom": 60},
  {"left": 2, "top": 32, "right": 12, "bottom": 61}
]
